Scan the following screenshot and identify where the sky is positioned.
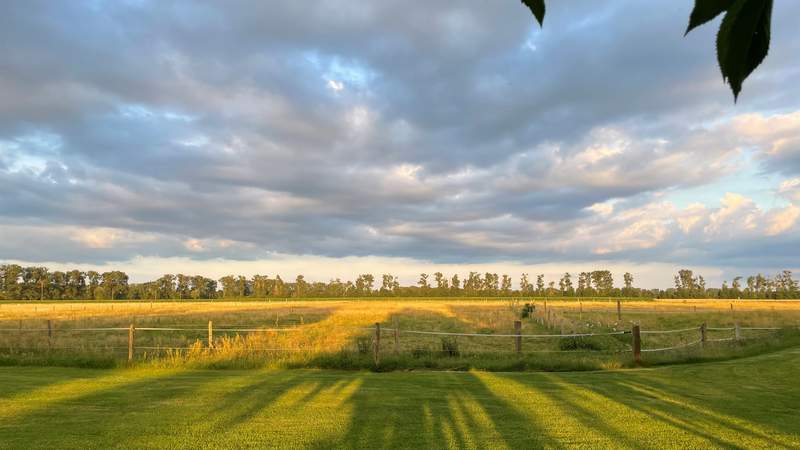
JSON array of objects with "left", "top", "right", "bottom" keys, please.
[{"left": 1, "top": 0, "right": 800, "bottom": 288}]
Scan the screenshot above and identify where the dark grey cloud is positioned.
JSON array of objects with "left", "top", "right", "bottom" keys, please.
[{"left": 1, "top": 0, "right": 800, "bottom": 270}]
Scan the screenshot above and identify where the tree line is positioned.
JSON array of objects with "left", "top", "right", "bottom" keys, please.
[{"left": 1, "top": 264, "right": 798, "bottom": 300}]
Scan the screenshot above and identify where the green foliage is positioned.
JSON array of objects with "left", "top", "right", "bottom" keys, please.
[
  {"left": 356, "top": 337, "right": 372, "bottom": 355},
  {"left": 411, "top": 346, "right": 432, "bottom": 359},
  {"left": 558, "top": 336, "right": 603, "bottom": 351},
  {"left": 714, "top": 0, "right": 773, "bottom": 100},
  {"left": 521, "top": 0, "right": 545, "bottom": 27},
  {"left": 686, "top": 0, "right": 735, "bottom": 34},
  {"left": 520, "top": 302, "right": 535, "bottom": 318},
  {"left": 522, "top": 0, "right": 776, "bottom": 100},
  {"left": 440, "top": 337, "right": 460, "bottom": 357}
]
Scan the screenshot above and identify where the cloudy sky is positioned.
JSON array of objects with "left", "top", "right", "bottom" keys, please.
[{"left": 2, "top": 0, "right": 800, "bottom": 287}]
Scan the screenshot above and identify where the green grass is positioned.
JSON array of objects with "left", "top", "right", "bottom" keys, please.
[{"left": 0, "top": 347, "right": 798, "bottom": 449}]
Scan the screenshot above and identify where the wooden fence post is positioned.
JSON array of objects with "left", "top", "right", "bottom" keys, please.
[
  {"left": 617, "top": 300, "right": 622, "bottom": 322},
  {"left": 632, "top": 324, "right": 641, "bottom": 365},
  {"left": 128, "top": 324, "right": 135, "bottom": 363},
  {"left": 393, "top": 317, "right": 399, "bottom": 355},
  {"left": 374, "top": 323, "right": 381, "bottom": 367},
  {"left": 579, "top": 301, "right": 583, "bottom": 320},
  {"left": 208, "top": 320, "right": 213, "bottom": 349},
  {"left": 514, "top": 320, "right": 522, "bottom": 354},
  {"left": 47, "top": 319, "right": 53, "bottom": 350},
  {"left": 734, "top": 322, "right": 741, "bottom": 341},
  {"left": 700, "top": 322, "right": 707, "bottom": 348}
]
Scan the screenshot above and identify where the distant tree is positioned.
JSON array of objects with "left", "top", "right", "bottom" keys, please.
[
  {"left": 0, "top": 264, "right": 23, "bottom": 300},
  {"left": 418, "top": 273, "right": 430, "bottom": 292},
  {"left": 775, "top": 270, "right": 798, "bottom": 298},
  {"left": 251, "top": 275, "right": 267, "bottom": 298},
  {"left": 271, "top": 275, "right": 285, "bottom": 297},
  {"left": 450, "top": 274, "right": 461, "bottom": 294},
  {"left": 547, "top": 281, "right": 556, "bottom": 296},
  {"left": 219, "top": 275, "right": 237, "bottom": 298},
  {"left": 158, "top": 274, "right": 176, "bottom": 299},
  {"left": 176, "top": 274, "right": 191, "bottom": 300},
  {"left": 536, "top": 274, "right": 545, "bottom": 296},
  {"left": 501, "top": 274, "right": 512, "bottom": 296},
  {"left": 674, "top": 269, "right": 708, "bottom": 298},
  {"left": 31, "top": 267, "right": 49, "bottom": 301},
  {"left": 294, "top": 275, "right": 307, "bottom": 297},
  {"left": 434, "top": 272, "right": 449, "bottom": 294},
  {"left": 559, "top": 272, "right": 574, "bottom": 296},
  {"left": 590, "top": 270, "right": 614, "bottom": 296},
  {"left": 731, "top": 276, "right": 743, "bottom": 298},
  {"left": 65, "top": 270, "right": 86, "bottom": 300},
  {"left": 623, "top": 272, "right": 634, "bottom": 296},
  {"left": 50, "top": 271, "right": 67, "bottom": 300},
  {"left": 519, "top": 273, "right": 533, "bottom": 296},
  {"left": 101, "top": 271, "right": 129, "bottom": 300},
  {"left": 484, "top": 273, "right": 499, "bottom": 295},
  {"left": 87, "top": 271, "right": 100, "bottom": 300}
]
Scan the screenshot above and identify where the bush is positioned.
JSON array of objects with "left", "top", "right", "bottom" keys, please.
[
  {"left": 520, "top": 303, "right": 535, "bottom": 318},
  {"left": 558, "top": 337, "right": 603, "bottom": 351},
  {"left": 440, "top": 337, "right": 460, "bottom": 357},
  {"left": 411, "top": 346, "right": 432, "bottom": 359},
  {"left": 356, "top": 337, "right": 372, "bottom": 355}
]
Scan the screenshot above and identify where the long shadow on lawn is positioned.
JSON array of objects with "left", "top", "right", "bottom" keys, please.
[
  {"left": 609, "top": 371, "right": 798, "bottom": 445},
  {"left": 3, "top": 363, "right": 798, "bottom": 448},
  {"left": 330, "top": 370, "right": 604, "bottom": 448},
  {"left": 485, "top": 360, "right": 800, "bottom": 449}
]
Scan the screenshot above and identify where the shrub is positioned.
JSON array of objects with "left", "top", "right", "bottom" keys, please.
[
  {"left": 441, "top": 337, "right": 460, "bottom": 357},
  {"left": 411, "top": 346, "right": 432, "bottom": 359},
  {"left": 356, "top": 337, "right": 372, "bottom": 355},
  {"left": 559, "top": 337, "right": 603, "bottom": 351},
  {"left": 520, "top": 303, "right": 535, "bottom": 319}
]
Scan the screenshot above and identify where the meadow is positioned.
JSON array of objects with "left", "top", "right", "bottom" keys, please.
[
  {"left": 0, "top": 298, "right": 798, "bottom": 371},
  {"left": 1, "top": 298, "right": 799, "bottom": 448}
]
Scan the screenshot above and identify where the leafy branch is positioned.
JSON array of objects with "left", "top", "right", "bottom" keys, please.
[{"left": 521, "top": 0, "right": 774, "bottom": 101}]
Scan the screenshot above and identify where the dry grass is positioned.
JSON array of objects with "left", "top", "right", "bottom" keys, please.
[{"left": 0, "top": 298, "right": 798, "bottom": 370}]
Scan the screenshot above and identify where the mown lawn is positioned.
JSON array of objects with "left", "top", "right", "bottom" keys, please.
[{"left": 0, "top": 347, "right": 799, "bottom": 449}]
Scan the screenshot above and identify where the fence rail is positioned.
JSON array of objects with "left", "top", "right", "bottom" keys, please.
[{"left": 0, "top": 320, "right": 789, "bottom": 365}]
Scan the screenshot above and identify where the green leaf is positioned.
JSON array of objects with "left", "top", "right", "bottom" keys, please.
[
  {"left": 716, "top": 0, "right": 772, "bottom": 100},
  {"left": 521, "top": 0, "right": 545, "bottom": 27},
  {"left": 685, "top": 0, "right": 735, "bottom": 35}
]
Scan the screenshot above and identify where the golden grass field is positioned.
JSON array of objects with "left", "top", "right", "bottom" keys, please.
[{"left": 1, "top": 298, "right": 798, "bottom": 370}]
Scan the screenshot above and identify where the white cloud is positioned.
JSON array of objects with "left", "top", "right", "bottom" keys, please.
[
  {"left": 326, "top": 79, "right": 344, "bottom": 92},
  {"left": 779, "top": 178, "right": 800, "bottom": 203},
  {"left": 69, "top": 227, "right": 156, "bottom": 249},
  {"left": 766, "top": 205, "right": 800, "bottom": 236},
  {"left": 704, "top": 193, "right": 759, "bottom": 237}
]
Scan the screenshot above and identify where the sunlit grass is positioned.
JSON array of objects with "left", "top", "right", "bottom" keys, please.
[
  {"left": 0, "top": 299, "right": 798, "bottom": 371},
  {"left": 0, "top": 347, "right": 798, "bottom": 448}
]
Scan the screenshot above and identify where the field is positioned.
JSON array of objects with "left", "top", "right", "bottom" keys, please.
[
  {"left": 1, "top": 298, "right": 799, "bottom": 370},
  {"left": 1, "top": 298, "right": 799, "bottom": 448},
  {"left": 0, "top": 347, "right": 799, "bottom": 448}
]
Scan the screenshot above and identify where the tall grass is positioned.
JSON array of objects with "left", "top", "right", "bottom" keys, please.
[{"left": 0, "top": 299, "right": 798, "bottom": 371}]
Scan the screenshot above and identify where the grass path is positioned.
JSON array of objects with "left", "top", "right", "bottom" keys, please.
[{"left": 0, "top": 348, "right": 799, "bottom": 449}]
